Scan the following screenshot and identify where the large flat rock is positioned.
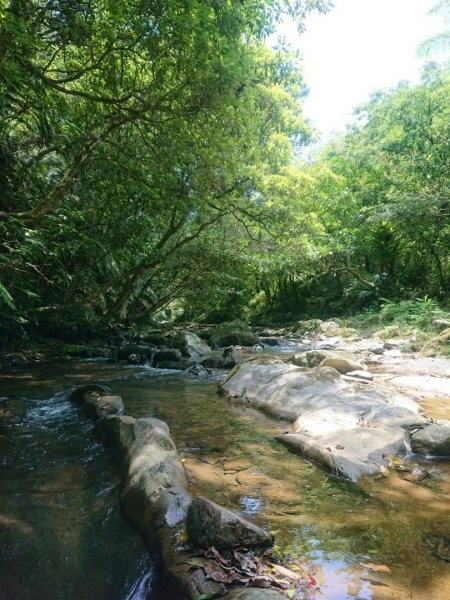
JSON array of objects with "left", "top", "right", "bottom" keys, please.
[{"left": 220, "top": 361, "right": 431, "bottom": 481}]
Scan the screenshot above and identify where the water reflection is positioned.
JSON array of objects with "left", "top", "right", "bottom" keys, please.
[{"left": 1, "top": 361, "right": 449, "bottom": 600}]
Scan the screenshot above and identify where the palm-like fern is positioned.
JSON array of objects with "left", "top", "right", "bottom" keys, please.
[{"left": 417, "top": 0, "right": 450, "bottom": 56}]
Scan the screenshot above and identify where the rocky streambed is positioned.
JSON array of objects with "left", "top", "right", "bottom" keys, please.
[{"left": 1, "top": 320, "right": 450, "bottom": 599}]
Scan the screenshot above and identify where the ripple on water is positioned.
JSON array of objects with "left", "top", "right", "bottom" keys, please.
[{"left": 2, "top": 360, "right": 450, "bottom": 600}]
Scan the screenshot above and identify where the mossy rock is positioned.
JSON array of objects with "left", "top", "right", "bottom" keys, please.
[
  {"left": 292, "top": 319, "right": 323, "bottom": 335},
  {"left": 210, "top": 321, "right": 258, "bottom": 348}
]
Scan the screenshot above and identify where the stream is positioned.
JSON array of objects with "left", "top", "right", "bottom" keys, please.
[{"left": 1, "top": 358, "right": 449, "bottom": 599}]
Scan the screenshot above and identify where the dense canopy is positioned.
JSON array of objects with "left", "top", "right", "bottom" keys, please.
[{"left": 0, "top": 1, "right": 448, "bottom": 345}]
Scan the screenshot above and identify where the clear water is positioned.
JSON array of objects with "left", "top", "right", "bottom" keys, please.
[{"left": 1, "top": 361, "right": 449, "bottom": 599}]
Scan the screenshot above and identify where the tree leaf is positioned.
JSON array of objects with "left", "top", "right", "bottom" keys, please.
[{"left": 0, "top": 282, "right": 16, "bottom": 310}]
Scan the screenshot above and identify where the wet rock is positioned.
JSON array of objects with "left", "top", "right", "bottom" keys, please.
[
  {"left": 72, "top": 385, "right": 274, "bottom": 600},
  {"left": 69, "top": 387, "right": 123, "bottom": 419},
  {"left": 67, "top": 384, "right": 111, "bottom": 401},
  {"left": 290, "top": 350, "right": 328, "bottom": 368},
  {"left": 153, "top": 349, "right": 182, "bottom": 363},
  {"left": 411, "top": 424, "right": 450, "bottom": 456},
  {"left": 187, "top": 496, "right": 273, "bottom": 550},
  {"left": 403, "top": 466, "right": 428, "bottom": 483},
  {"left": 154, "top": 360, "right": 191, "bottom": 370},
  {"left": 220, "top": 360, "right": 425, "bottom": 481},
  {"left": 83, "top": 393, "right": 125, "bottom": 418},
  {"left": 95, "top": 415, "right": 227, "bottom": 599},
  {"left": 200, "top": 347, "right": 243, "bottom": 369},
  {"left": 0, "top": 398, "right": 27, "bottom": 421},
  {"left": 370, "top": 346, "right": 385, "bottom": 355},
  {"left": 117, "top": 344, "right": 155, "bottom": 361},
  {"left": 186, "top": 364, "right": 212, "bottom": 376},
  {"left": 322, "top": 355, "right": 366, "bottom": 374},
  {"left": 276, "top": 429, "right": 406, "bottom": 481},
  {"left": 171, "top": 331, "right": 211, "bottom": 360}
]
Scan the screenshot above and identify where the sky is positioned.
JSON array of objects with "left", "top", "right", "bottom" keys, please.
[{"left": 276, "top": 0, "right": 445, "bottom": 142}]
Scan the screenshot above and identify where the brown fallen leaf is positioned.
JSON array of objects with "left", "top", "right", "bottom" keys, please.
[
  {"left": 362, "top": 562, "right": 391, "bottom": 574},
  {"left": 203, "top": 559, "right": 243, "bottom": 584}
]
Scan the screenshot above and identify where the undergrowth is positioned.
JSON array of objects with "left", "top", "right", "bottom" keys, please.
[{"left": 346, "top": 298, "right": 450, "bottom": 357}]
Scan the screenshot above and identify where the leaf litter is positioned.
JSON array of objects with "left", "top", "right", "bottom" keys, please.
[{"left": 182, "top": 546, "right": 319, "bottom": 598}]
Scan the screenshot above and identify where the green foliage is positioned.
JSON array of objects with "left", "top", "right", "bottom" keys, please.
[
  {"left": 349, "top": 298, "right": 450, "bottom": 332},
  {"left": 378, "top": 298, "right": 443, "bottom": 329},
  {"left": 0, "top": 2, "right": 448, "bottom": 343},
  {"left": 240, "top": 65, "right": 450, "bottom": 323},
  {"left": 0, "top": 0, "right": 331, "bottom": 345}
]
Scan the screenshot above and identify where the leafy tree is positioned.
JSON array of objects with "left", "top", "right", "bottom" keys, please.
[
  {"left": 0, "top": 0, "right": 331, "bottom": 342},
  {"left": 232, "top": 66, "right": 450, "bottom": 322}
]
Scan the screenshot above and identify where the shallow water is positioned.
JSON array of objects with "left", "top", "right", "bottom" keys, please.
[
  {"left": 0, "top": 363, "right": 152, "bottom": 600},
  {"left": 1, "top": 360, "right": 449, "bottom": 599}
]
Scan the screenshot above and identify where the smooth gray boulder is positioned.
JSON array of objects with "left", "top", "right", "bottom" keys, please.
[
  {"left": 172, "top": 331, "right": 211, "bottom": 360},
  {"left": 187, "top": 496, "right": 273, "bottom": 550},
  {"left": 220, "top": 360, "right": 427, "bottom": 481},
  {"left": 68, "top": 385, "right": 278, "bottom": 599},
  {"left": 95, "top": 414, "right": 276, "bottom": 598},
  {"left": 411, "top": 424, "right": 450, "bottom": 456},
  {"left": 276, "top": 429, "right": 406, "bottom": 481},
  {"left": 84, "top": 394, "right": 124, "bottom": 418},
  {"left": 96, "top": 415, "right": 223, "bottom": 599}
]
